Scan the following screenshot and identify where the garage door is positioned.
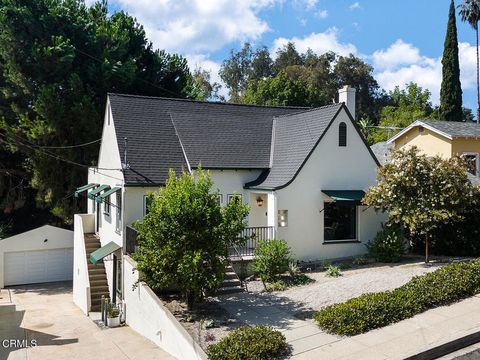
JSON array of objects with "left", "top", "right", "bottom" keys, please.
[{"left": 4, "top": 248, "right": 73, "bottom": 286}]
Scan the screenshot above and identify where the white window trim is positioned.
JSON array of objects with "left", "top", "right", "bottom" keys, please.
[
  {"left": 115, "top": 191, "right": 122, "bottom": 234},
  {"left": 103, "top": 199, "right": 110, "bottom": 216},
  {"left": 462, "top": 152, "right": 479, "bottom": 176},
  {"left": 227, "top": 194, "right": 242, "bottom": 203}
]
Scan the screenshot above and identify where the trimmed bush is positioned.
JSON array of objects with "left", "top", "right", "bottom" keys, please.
[
  {"left": 207, "top": 326, "right": 290, "bottom": 360},
  {"left": 314, "top": 260, "right": 480, "bottom": 336},
  {"left": 253, "top": 239, "right": 292, "bottom": 284},
  {"left": 367, "top": 223, "right": 404, "bottom": 263},
  {"left": 325, "top": 265, "right": 342, "bottom": 277}
]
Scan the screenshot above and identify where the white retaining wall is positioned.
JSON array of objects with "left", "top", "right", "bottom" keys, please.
[
  {"left": 123, "top": 255, "right": 207, "bottom": 360},
  {"left": 73, "top": 214, "right": 93, "bottom": 315}
]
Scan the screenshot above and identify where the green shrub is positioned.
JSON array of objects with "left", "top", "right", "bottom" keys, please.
[
  {"left": 339, "top": 261, "right": 351, "bottom": 270},
  {"left": 207, "top": 326, "right": 290, "bottom": 360},
  {"left": 253, "top": 239, "right": 292, "bottom": 283},
  {"left": 265, "top": 281, "right": 287, "bottom": 292},
  {"left": 367, "top": 223, "right": 404, "bottom": 262},
  {"left": 352, "top": 256, "right": 369, "bottom": 266},
  {"left": 314, "top": 260, "right": 480, "bottom": 336},
  {"left": 325, "top": 265, "right": 342, "bottom": 277}
]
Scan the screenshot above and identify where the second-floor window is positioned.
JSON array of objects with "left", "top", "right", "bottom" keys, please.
[{"left": 116, "top": 191, "right": 122, "bottom": 233}]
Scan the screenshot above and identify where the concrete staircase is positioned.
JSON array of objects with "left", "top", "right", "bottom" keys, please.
[
  {"left": 84, "top": 233, "right": 109, "bottom": 312},
  {"left": 216, "top": 264, "right": 244, "bottom": 295}
]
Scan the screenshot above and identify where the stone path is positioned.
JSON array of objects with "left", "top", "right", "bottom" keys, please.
[{"left": 218, "top": 292, "right": 480, "bottom": 359}]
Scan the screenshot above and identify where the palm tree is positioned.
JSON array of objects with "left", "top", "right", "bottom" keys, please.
[{"left": 459, "top": 0, "right": 480, "bottom": 123}]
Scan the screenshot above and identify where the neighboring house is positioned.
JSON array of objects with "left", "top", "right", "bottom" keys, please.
[
  {"left": 73, "top": 86, "right": 384, "bottom": 311},
  {"left": 386, "top": 120, "right": 480, "bottom": 178},
  {"left": 0, "top": 225, "right": 73, "bottom": 288}
]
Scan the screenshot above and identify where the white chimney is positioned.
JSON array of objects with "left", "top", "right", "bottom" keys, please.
[{"left": 338, "top": 85, "right": 356, "bottom": 120}]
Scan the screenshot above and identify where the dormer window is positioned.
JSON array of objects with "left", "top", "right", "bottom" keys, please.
[{"left": 339, "top": 122, "right": 347, "bottom": 147}]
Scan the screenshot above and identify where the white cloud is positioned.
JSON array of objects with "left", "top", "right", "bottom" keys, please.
[
  {"left": 349, "top": 2, "right": 361, "bottom": 10},
  {"left": 294, "top": 0, "right": 318, "bottom": 10},
  {"left": 373, "top": 40, "right": 477, "bottom": 105},
  {"left": 272, "top": 28, "right": 357, "bottom": 57},
  {"left": 372, "top": 39, "right": 422, "bottom": 70},
  {"left": 315, "top": 9, "right": 329, "bottom": 19},
  {"left": 109, "top": 0, "right": 276, "bottom": 53}
]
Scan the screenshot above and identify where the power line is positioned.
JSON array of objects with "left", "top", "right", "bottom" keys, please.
[
  {"left": 40, "top": 138, "right": 101, "bottom": 149},
  {"left": 0, "top": 132, "right": 124, "bottom": 181}
]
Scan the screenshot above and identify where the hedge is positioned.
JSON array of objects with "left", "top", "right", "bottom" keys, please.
[
  {"left": 314, "top": 260, "right": 480, "bottom": 336},
  {"left": 207, "top": 326, "right": 290, "bottom": 360}
]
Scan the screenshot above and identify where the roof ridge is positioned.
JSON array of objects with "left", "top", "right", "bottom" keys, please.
[
  {"left": 273, "top": 102, "right": 342, "bottom": 119},
  {"left": 108, "top": 92, "right": 310, "bottom": 110}
]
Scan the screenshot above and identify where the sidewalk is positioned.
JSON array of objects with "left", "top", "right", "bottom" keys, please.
[{"left": 219, "top": 292, "right": 480, "bottom": 359}]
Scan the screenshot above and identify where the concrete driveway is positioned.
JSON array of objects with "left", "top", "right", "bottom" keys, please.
[{"left": 0, "top": 282, "right": 175, "bottom": 360}]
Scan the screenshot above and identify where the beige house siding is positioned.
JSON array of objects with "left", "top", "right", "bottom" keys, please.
[{"left": 394, "top": 127, "right": 452, "bottom": 158}]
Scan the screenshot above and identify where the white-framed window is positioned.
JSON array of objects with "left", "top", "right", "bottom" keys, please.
[
  {"left": 227, "top": 194, "right": 242, "bottom": 204},
  {"left": 104, "top": 198, "right": 110, "bottom": 216},
  {"left": 462, "top": 152, "right": 479, "bottom": 176},
  {"left": 323, "top": 202, "right": 357, "bottom": 242},
  {"left": 143, "top": 194, "right": 153, "bottom": 216},
  {"left": 217, "top": 194, "right": 223, "bottom": 205},
  {"left": 116, "top": 191, "right": 122, "bottom": 233}
]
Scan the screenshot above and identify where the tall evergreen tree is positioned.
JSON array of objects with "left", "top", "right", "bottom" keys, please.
[
  {"left": 459, "top": 0, "right": 480, "bottom": 122},
  {"left": 440, "top": 0, "right": 463, "bottom": 122}
]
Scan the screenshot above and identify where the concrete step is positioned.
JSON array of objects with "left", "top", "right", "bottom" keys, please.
[
  {"left": 88, "top": 263, "right": 105, "bottom": 269},
  {"left": 90, "top": 279, "right": 108, "bottom": 286},
  {"left": 216, "top": 286, "right": 244, "bottom": 295},
  {"left": 89, "top": 272, "right": 107, "bottom": 280},
  {"left": 222, "top": 278, "right": 242, "bottom": 287},
  {"left": 224, "top": 271, "right": 238, "bottom": 280},
  {"left": 91, "top": 305, "right": 101, "bottom": 312}
]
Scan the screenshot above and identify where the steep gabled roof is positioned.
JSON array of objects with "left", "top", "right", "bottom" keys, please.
[
  {"left": 108, "top": 93, "right": 305, "bottom": 185},
  {"left": 245, "top": 104, "right": 344, "bottom": 190},
  {"left": 387, "top": 120, "right": 480, "bottom": 144}
]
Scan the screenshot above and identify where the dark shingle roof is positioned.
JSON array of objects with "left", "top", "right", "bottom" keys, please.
[
  {"left": 416, "top": 120, "right": 480, "bottom": 138},
  {"left": 370, "top": 141, "right": 393, "bottom": 166},
  {"left": 108, "top": 94, "right": 305, "bottom": 185},
  {"left": 246, "top": 104, "right": 343, "bottom": 189}
]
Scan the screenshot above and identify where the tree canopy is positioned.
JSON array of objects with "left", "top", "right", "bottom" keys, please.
[
  {"left": 220, "top": 42, "right": 388, "bottom": 121},
  {"left": 364, "top": 146, "right": 478, "bottom": 262},
  {"left": 0, "top": 0, "right": 195, "bottom": 225},
  {"left": 134, "top": 169, "right": 250, "bottom": 306}
]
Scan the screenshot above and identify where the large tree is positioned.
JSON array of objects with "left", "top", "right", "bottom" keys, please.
[
  {"left": 134, "top": 169, "right": 249, "bottom": 307},
  {"left": 440, "top": 0, "right": 463, "bottom": 122},
  {"left": 459, "top": 0, "right": 480, "bottom": 122},
  {"left": 364, "top": 147, "right": 477, "bottom": 263},
  {"left": 0, "top": 0, "right": 194, "bottom": 223},
  {"left": 372, "top": 83, "right": 437, "bottom": 142}
]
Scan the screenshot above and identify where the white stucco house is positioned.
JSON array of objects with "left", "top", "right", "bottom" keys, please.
[{"left": 73, "top": 86, "right": 384, "bottom": 313}]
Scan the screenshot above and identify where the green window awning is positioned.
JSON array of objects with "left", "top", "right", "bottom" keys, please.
[
  {"left": 95, "top": 187, "right": 121, "bottom": 203},
  {"left": 89, "top": 241, "right": 121, "bottom": 265},
  {"left": 87, "top": 184, "right": 110, "bottom": 199},
  {"left": 322, "top": 190, "right": 365, "bottom": 204},
  {"left": 74, "top": 183, "right": 99, "bottom": 198}
]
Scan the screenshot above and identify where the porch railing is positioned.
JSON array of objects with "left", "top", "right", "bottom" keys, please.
[
  {"left": 229, "top": 226, "right": 275, "bottom": 258},
  {"left": 125, "top": 225, "right": 138, "bottom": 254}
]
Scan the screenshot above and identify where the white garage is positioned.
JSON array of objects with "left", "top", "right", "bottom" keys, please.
[{"left": 0, "top": 225, "right": 73, "bottom": 288}]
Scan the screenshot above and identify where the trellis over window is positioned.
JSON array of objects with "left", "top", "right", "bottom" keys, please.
[{"left": 339, "top": 122, "right": 347, "bottom": 147}]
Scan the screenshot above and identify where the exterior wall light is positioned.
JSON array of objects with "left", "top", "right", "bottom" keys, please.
[{"left": 256, "top": 197, "right": 264, "bottom": 207}]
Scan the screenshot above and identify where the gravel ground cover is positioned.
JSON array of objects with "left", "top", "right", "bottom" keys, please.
[{"left": 247, "top": 260, "right": 443, "bottom": 311}]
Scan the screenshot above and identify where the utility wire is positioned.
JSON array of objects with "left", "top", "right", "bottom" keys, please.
[
  {"left": 40, "top": 138, "right": 102, "bottom": 149},
  {"left": 0, "top": 132, "right": 124, "bottom": 181}
]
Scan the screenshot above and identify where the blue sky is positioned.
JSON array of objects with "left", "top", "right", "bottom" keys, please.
[{"left": 98, "top": 0, "right": 478, "bottom": 112}]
